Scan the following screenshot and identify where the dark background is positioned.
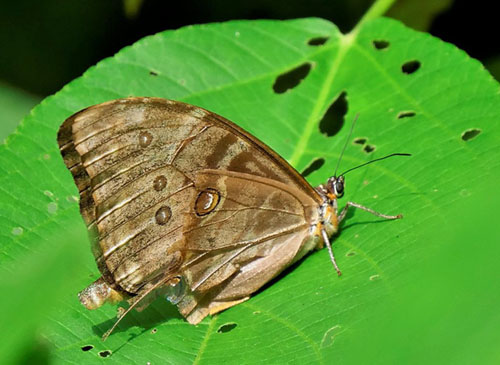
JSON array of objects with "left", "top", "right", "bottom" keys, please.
[{"left": 0, "top": 0, "right": 498, "bottom": 103}]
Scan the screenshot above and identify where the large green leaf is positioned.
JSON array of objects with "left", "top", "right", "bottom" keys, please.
[
  {"left": 0, "top": 81, "right": 41, "bottom": 143},
  {"left": 341, "top": 178, "right": 500, "bottom": 364},
  {"left": 1, "top": 6, "right": 499, "bottom": 364}
]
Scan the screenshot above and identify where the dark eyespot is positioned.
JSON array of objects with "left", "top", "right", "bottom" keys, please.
[
  {"left": 155, "top": 206, "right": 172, "bottom": 225},
  {"left": 195, "top": 188, "right": 221, "bottom": 216}
]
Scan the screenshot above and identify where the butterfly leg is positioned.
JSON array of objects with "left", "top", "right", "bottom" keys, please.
[
  {"left": 338, "top": 201, "right": 402, "bottom": 223},
  {"left": 321, "top": 228, "right": 342, "bottom": 276}
]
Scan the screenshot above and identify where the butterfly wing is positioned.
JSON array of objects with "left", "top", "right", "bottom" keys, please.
[
  {"left": 178, "top": 169, "right": 319, "bottom": 323},
  {"left": 59, "top": 99, "right": 212, "bottom": 293},
  {"left": 58, "top": 97, "right": 322, "bottom": 323}
]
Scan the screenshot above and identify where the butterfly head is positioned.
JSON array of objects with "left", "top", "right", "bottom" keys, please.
[
  {"left": 315, "top": 175, "right": 345, "bottom": 204},
  {"left": 326, "top": 175, "right": 344, "bottom": 199}
]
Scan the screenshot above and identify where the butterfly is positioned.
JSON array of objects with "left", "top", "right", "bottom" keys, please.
[{"left": 57, "top": 97, "right": 408, "bottom": 339}]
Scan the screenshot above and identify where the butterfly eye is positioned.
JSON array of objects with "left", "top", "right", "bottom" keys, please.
[{"left": 335, "top": 180, "right": 344, "bottom": 197}]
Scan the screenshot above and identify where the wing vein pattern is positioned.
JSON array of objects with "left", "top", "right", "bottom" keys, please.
[{"left": 58, "top": 97, "right": 321, "bottom": 324}]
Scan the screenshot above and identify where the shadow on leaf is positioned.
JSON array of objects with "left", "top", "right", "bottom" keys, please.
[{"left": 92, "top": 299, "right": 183, "bottom": 340}]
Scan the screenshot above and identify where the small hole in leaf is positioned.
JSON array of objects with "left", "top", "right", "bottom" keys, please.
[
  {"left": 397, "top": 111, "right": 416, "bottom": 119},
  {"left": 117, "top": 306, "right": 126, "bottom": 316},
  {"left": 217, "top": 323, "right": 237, "bottom": 333},
  {"left": 319, "top": 91, "right": 348, "bottom": 137},
  {"left": 99, "top": 350, "right": 112, "bottom": 358},
  {"left": 151, "top": 328, "right": 157, "bottom": 334},
  {"left": 308, "top": 36, "right": 329, "bottom": 46},
  {"left": 353, "top": 137, "right": 367, "bottom": 145},
  {"left": 363, "top": 144, "right": 375, "bottom": 153},
  {"left": 401, "top": 60, "right": 421, "bottom": 74},
  {"left": 461, "top": 128, "right": 481, "bottom": 141},
  {"left": 273, "top": 63, "right": 312, "bottom": 94},
  {"left": 81, "top": 345, "right": 93, "bottom": 352},
  {"left": 149, "top": 71, "right": 158, "bottom": 76},
  {"left": 301, "top": 158, "right": 325, "bottom": 177},
  {"left": 372, "top": 40, "right": 390, "bottom": 50}
]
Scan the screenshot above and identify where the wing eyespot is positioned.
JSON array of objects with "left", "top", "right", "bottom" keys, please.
[
  {"left": 138, "top": 131, "right": 153, "bottom": 147},
  {"left": 195, "top": 188, "right": 220, "bottom": 216},
  {"left": 155, "top": 206, "right": 172, "bottom": 225},
  {"left": 153, "top": 175, "right": 168, "bottom": 191}
]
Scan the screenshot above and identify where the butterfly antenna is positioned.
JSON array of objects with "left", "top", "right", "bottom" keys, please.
[
  {"left": 340, "top": 153, "right": 412, "bottom": 176},
  {"left": 102, "top": 278, "right": 169, "bottom": 341},
  {"left": 334, "top": 113, "right": 359, "bottom": 177}
]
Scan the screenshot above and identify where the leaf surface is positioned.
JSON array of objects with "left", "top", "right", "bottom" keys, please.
[{"left": 0, "top": 16, "right": 498, "bottom": 364}]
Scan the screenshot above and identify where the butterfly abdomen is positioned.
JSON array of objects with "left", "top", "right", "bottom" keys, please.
[{"left": 78, "top": 277, "right": 125, "bottom": 310}]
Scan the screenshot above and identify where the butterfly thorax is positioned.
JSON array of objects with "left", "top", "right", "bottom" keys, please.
[
  {"left": 307, "top": 198, "right": 338, "bottom": 242},
  {"left": 312, "top": 176, "right": 344, "bottom": 244},
  {"left": 292, "top": 197, "right": 339, "bottom": 269},
  {"left": 320, "top": 200, "right": 339, "bottom": 237}
]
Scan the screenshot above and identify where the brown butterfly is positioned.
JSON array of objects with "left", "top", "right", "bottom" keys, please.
[{"left": 58, "top": 97, "right": 408, "bottom": 339}]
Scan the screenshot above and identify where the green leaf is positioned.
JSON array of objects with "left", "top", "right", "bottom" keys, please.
[
  {"left": 1, "top": 12, "right": 499, "bottom": 365},
  {"left": 0, "top": 230, "right": 88, "bottom": 364},
  {"left": 341, "top": 178, "right": 500, "bottom": 364},
  {"left": 0, "top": 81, "right": 41, "bottom": 143}
]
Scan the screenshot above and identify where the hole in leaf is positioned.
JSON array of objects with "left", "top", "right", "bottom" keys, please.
[
  {"left": 397, "top": 111, "right": 416, "bottom": 119},
  {"left": 99, "top": 350, "right": 112, "bottom": 358},
  {"left": 401, "top": 60, "right": 421, "bottom": 74},
  {"left": 81, "top": 345, "right": 93, "bottom": 352},
  {"left": 372, "top": 40, "right": 390, "bottom": 50},
  {"left": 308, "top": 37, "right": 329, "bottom": 46},
  {"left": 217, "top": 322, "right": 237, "bottom": 333},
  {"left": 301, "top": 158, "right": 325, "bottom": 177},
  {"left": 149, "top": 70, "right": 158, "bottom": 76},
  {"left": 273, "top": 63, "right": 312, "bottom": 94},
  {"left": 353, "top": 137, "right": 367, "bottom": 145},
  {"left": 319, "top": 91, "right": 348, "bottom": 137},
  {"left": 151, "top": 328, "right": 157, "bottom": 334},
  {"left": 363, "top": 144, "right": 375, "bottom": 153},
  {"left": 461, "top": 128, "right": 481, "bottom": 141}
]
